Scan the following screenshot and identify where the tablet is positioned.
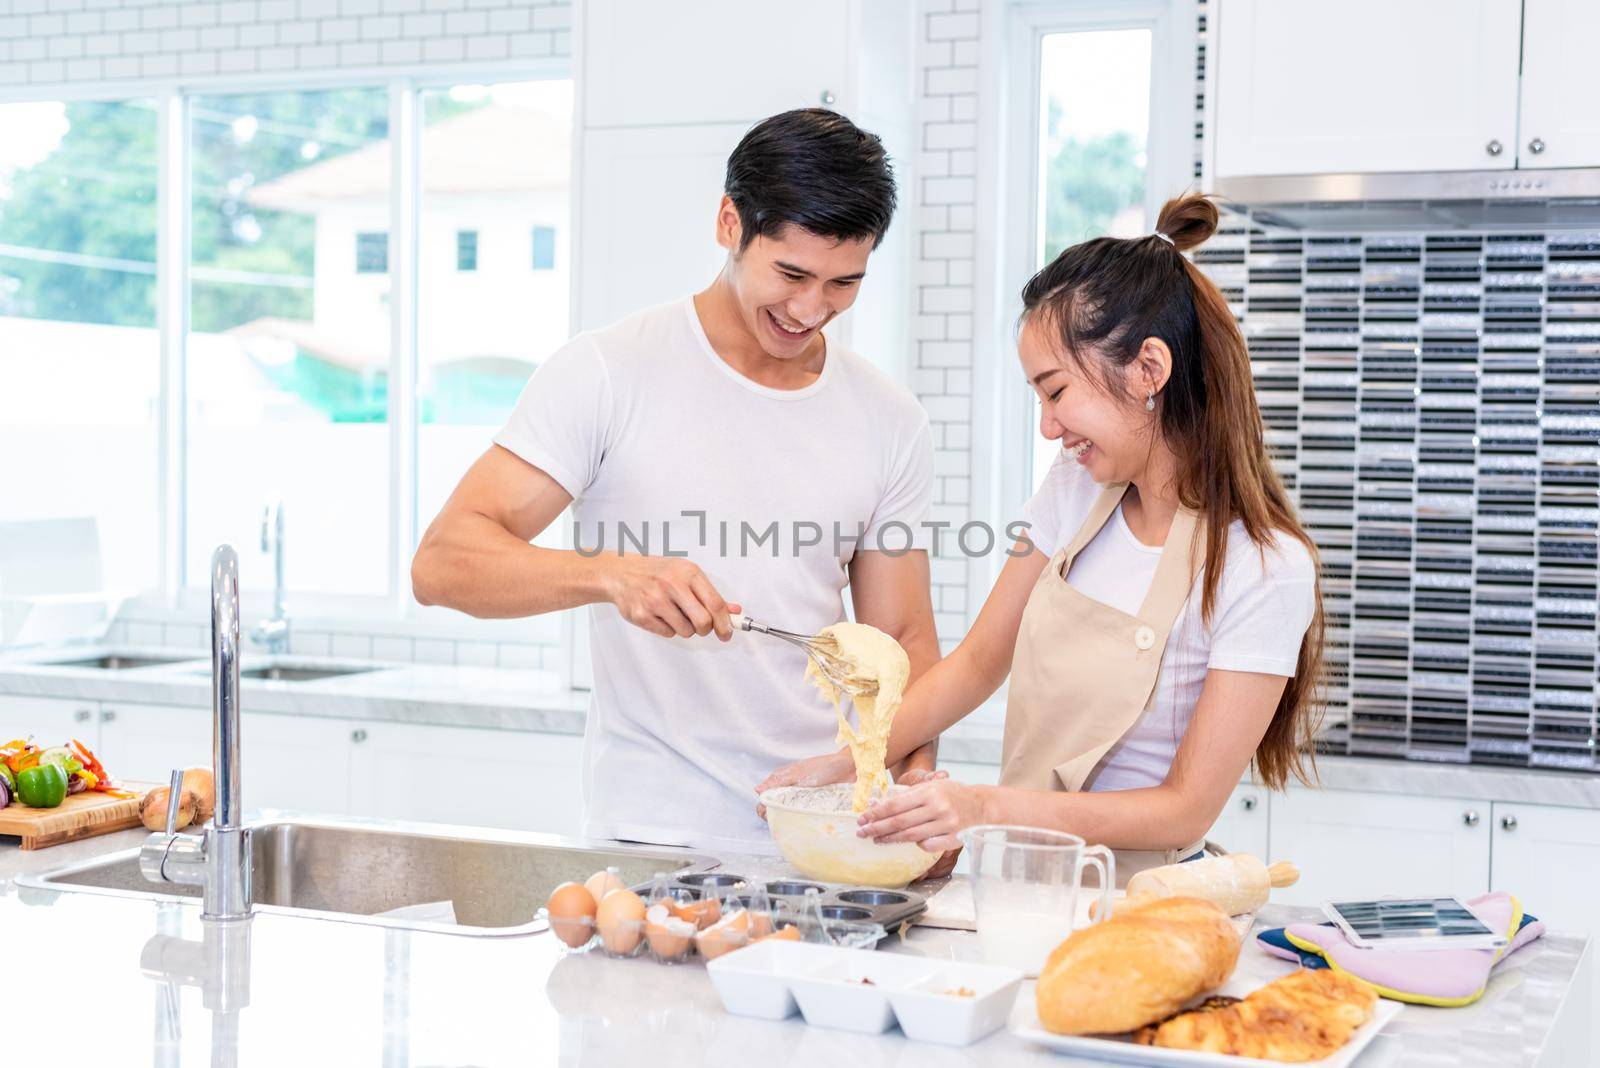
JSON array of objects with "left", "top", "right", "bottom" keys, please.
[{"left": 1322, "top": 896, "right": 1508, "bottom": 952}]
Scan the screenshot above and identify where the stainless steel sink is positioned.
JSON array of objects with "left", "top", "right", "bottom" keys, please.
[
  {"left": 238, "top": 665, "right": 376, "bottom": 682},
  {"left": 49, "top": 654, "right": 197, "bottom": 670},
  {"left": 20, "top": 819, "right": 716, "bottom": 936}
]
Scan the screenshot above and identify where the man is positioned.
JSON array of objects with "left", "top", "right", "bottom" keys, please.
[{"left": 412, "top": 109, "right": 940, "bottom": 853}]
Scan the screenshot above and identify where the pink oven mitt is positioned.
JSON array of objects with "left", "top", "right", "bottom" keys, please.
[{"left": 1255, "top": 891, "right": 1544, "bottom": 1007}]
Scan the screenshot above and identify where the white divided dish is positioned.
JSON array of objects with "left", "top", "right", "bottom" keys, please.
[
  {"left": 704, "top": 940, "right": 837, "bottom": 1020},
  {"left": 707, "top": 941, "right": 1023, "bottom": 1046},
  {"left": 1013, "top": 986, "right": 1404, "bottom": 1067},
  {"left": 885, "top": 960, "right": 1026, "bottom": 1046}
]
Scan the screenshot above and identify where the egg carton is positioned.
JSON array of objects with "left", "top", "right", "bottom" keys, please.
[{"left": 640, "top": 871, "right": 928, "bottom": 938}]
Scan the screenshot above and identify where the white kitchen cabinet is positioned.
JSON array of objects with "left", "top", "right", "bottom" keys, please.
[
  {"left": 241, "top": 712, "right": 354, "bottom": 816},
  {"left": 0, "top": 694, "right": 98, "bottom": 749},
  {"left": 1516, "top": 0, "right": 1600, "bottom": 168},
  {"left": 1266, "top": 786, "right": 1490, "bottom": 906},
  {"left": 939, "top": 760, "right": 1000, "bottom": 786},
  {"left": 1214, "top": 0, "right": 1524, "bottom": 177},
  {"left": 348, "top": 721, "right": 585, "bottom": 836},
  {"left": 579, "top": 0, "right": 855, "bottom": 129},
  {"left": 97, "top": 702, "right": 213, "bottom": 784},
  {"left": 1489, "top": 802, "right": 1600, "bottom": 936},
  {"left": 1207, "top": 783, "right": 1270, "bottom": 859}
]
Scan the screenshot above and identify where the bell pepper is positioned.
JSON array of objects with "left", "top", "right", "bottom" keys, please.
[{"left": 15, "top": 762, "right": 68, "bottom": 808}]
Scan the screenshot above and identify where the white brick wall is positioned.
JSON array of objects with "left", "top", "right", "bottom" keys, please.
[
  {"left": 0, "top": 0, "right": 570, "bottom": 89},
  {"left": 912, "top": 0, "right": 981, "bottom": 648}
]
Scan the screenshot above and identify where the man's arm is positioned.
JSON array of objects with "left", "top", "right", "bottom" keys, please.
[
  {"left": 412, "top": 445, "right": 737, "bottom": 639},
  {"left": 848, "top": 548, "right": 941, "bottom": 774}
]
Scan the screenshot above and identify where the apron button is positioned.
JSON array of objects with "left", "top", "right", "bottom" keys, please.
[{"left": 1134, "top": 625, "right": 1156, "bottom": 651}]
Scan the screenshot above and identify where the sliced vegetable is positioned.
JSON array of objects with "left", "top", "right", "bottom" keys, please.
[
  {"left": 15, "top": 762, "right": 68, "bottom": 808},
  {"left": 38, "top": 747, "right": 82, "bottom": 775},
  {"left": 0, "top": 776, "right": 10, "bottom": 810},
  {"left": 0, "top": 764, "right": 13, "bottom": 792}
]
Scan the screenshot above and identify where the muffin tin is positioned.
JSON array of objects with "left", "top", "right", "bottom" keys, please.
[{"left": 654, "top": 872, "right": 929, "bottom": 936}]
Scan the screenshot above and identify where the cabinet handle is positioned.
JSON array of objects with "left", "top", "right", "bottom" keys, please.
[
  {"left": 819, "top": 89, "right": 837, "bottom": 106},
  {"left": 1240, "top": 795, "right": 1257, "bottom": 811},
  {"left": 74, "top": 709, "right": 92, "bottom": 723},
  {"left": 100, "top": 709, "right": 117, "bottom": 723},
  {"left": 1485, "top": 139, "right": 1503, "bottom": 157},
  {"left": 351, "top": 729, "right": 368, "bottom": 744},
  {"left": 1500, "top": 814, "right": 1518, "bottom": 832},
  {"left": 1528, "top": 138, "right": 1545, "bottom": 155},
  {"left": 1462, "top": 810, "right": 1480, "bottom": 827}
]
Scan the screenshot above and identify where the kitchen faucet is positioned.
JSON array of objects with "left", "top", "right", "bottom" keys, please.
[
  {"left": 140, "top": 544, "right": 251, "bottom": 921},
  {"left": 250, "top": 501, "right": 289, "bottom": 654}
]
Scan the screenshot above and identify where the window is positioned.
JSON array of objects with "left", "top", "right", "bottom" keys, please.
[
  {"left": 456, "top": 229, "right": 478, "bottom": 272},
  {"left": 531, "top": 225, "right": 557, "bottom": 270},
  {"left": 0, "top": 99, "right": 159, "bottom": 594},
  {"left": 417, "top": 81, "right": 573, "bottom": 553},
  {"left": 186, "top": 88, "right": 392, "bottom": 597},
  {"left": 356, "top": 231, "right": 388, "bottom": 274}
]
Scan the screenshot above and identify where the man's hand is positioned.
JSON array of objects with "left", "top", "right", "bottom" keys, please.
[
  {"left": 753, "top": 749, "right": 854, "bottom": 820},
  {"left": 602, "top": 556, "right": 738, "bottom": 640}
]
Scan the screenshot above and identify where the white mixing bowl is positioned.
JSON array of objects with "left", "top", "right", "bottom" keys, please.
[{"left": 760, "top": 783, "right": 940, "bottom": 888}]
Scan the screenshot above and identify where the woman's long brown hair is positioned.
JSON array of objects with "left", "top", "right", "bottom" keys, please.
[{"left": 1021, "top": 194, "right": 1324, "bottom": 789}]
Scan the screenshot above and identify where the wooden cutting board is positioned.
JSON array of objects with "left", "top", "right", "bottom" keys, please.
[{"left": 0, "top": 782, "right": 154, "bottom": 850}]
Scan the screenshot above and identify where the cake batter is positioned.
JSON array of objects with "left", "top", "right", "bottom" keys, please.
[{"left": 804, "top": 621, "right": 910, "bottom": 812}]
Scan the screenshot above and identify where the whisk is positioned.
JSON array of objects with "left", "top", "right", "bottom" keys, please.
[{"left": 730, "top": 613, "right": 878, "bottom": 696}]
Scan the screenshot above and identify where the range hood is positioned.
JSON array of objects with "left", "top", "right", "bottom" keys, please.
[{"left": 1212, "top": 168, "right": 1600, "bottom": 232}]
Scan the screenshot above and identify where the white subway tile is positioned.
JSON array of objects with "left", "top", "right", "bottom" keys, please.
[
  {"left": 919, "top": 204, "right": 949, "bottom": 231},
  {"left": 420, "top": 34, "right": 463, "bottom": 60},
  {"left": 945, "top": 314, "right": 972, "bottom": 340},
  {"left": 924, "top": 66, "right": 977, "bottom": 95},
  {"left": 126, "top": 621, "right": 163, "bottom": 646},
  {"left": 918, "top": 260, "right": 947, "bottom": 286},
  {"left": 199, "top": 25, "right": 237, "bottom": 49},
  {"left": 11, "top": 35, "right": 46, "bottom": 58},
  {"left": 401, "top": 11, "right": 440, "bottom": 35},
  {"left": 257, "top": 0, "right": 296, "bottom": 19},
  {"left": 947, "top": 204, "right": 974, "bottom": 229},
  {"left": 923, "top": 176, "right": 974, "bottom": 206},
  {"left": 465, "top": 31, "right": 507, "bottom": 58},
  {"left": 320, "top": 17, "right": 357, "bottom": 40},
  {"left": 945, "top": 422, "right": 971, "bottom": 449},
  {"left": 372, "top": 636, "right": 414, "bottom": 662},
  {"left": 140, "top": 51, "right": 178, "bottom": 75},
  {"left": 497, "top": 643, "right": 543, "bottom": 670},
  {"left": 949, "top": 94, "right": 977, "bottom": 122},
  {"left": 926, "top": 11, "right": 978, "bottom": 41},
  {"left": 413, "top": 638, "right": 455, "bottom": 665},
  {"left": 0, "top": 16, "right": 24, "bottom": 37},
  {"left": 291, "top": 630, "right": 332, "bottom": 656},
  {"left": 455, "top": 640, "right": 497, "bottom": 667},
  {"left": 338, "top": 39, "right": 378, "bottom": 63},
  {"left": 298, "top": 0, "right": 339, "bottom": 16},
  {"left": 382, "top": 0, "right": 423, "bottom": 11},
  {"left": 934, "top": 610, "right": 967, "bottom": 636},
  {"left": 28, "top": 57, "right": 65, "bottom": 81},
  {"left": 140, "top": 4, "right": 177, "bottom": 29},
  {"left": 179, "top": 3, "right": 217, "bottom": 26},
  {"left": 179, "top": 49, "right": 219, "bottom": 73},
  {"left": 509, "top": 30, "right": 551, "bottom": 56},
  {"left": 465, "top": 0, "right": 502, "bottom": 8},
  {"left": 910, "top": 367, "right": 946, "bottom": 394},
  {"left": 330, "top": 633, "right": 373, "bottom": 659},
  {"left": 924, "top": 121, "right": 974, "bottom": 150},
  {"left": 911, "top": 313, "right": 946, "bottom": 341},
  {"left": 951, "top": 38, "right": 978, "bottom": 66},
  {"left": 917, "top": 149, "right": 950, "bottom": 177},
  {"left": 243, "top": 22, "right": 283, "bottom": 45},
  {"left": 947, "top": 258, "right": 974, "bottom": 285},
  {"left": 919, "top": 339, "right": 973, "bottom": 366},
  {"left": 217, "top": 46, "right": 257, "bottom": 71},
  {"left": 47, "top": 35, "right": 84, "bottom": 58},
  {"left": 48, "top": 0, "right": 86, "bottom": 9},
  {"left": 487, "top": 5, "right": 525, "bottom": 31},
  {"left": 343, "top": 0, "right": 381, "bottom": 15},
  {"left": 218, "top": 1, "right": 255, "bottom": 25},
  {"left": 28, "top": 11, "right": 64, "bottom": 33},
  {"left": 922, "top": 230, "right": 972, "bottom": 259},
  {"left": 102, "top": 54, "right": 139, "bottom": 77},
  {"left": 102, "top": 9, "right": 136, "bottom": 30},
  {"left": 160, "top": 27, "right": 199, "bottom": 50},
  {"left": 550, "top": 28, "right": 568, "bottom": 52},
  {"left": 63, "top": 9, "right": 97, "bottom": 32},
  {"left": 296, "top": 41, "right": 337, "bottom": 64},
  {"left": 921, "top": 394, "right": 971, "bottom": 422},
  {"left": 379, "top": 36, "right": 419, "bottom": 61},
  {"left": 257, "top": 44, "right": 294, "bottom": 67},
  {"left": 423, "top": 0, "right": 464, "bottom": 10},
  {"left": 442, "top": 8, "right": 483, "bottom": 32},
  {"left": 531, "top": 4, "right": 568, "bottom": 30},
  {"left": 934, "top": 448, "right": 969, "bottom": 476},
  {"left": 947, "top": 149, "right": 974, "bottom": 177},
  {"left": 359, "top": 13, "right": 399, "bottom": 38}
]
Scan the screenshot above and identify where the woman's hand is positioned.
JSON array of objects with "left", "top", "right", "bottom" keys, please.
[
  {"left": 893, "top": 768, "right": 961, "bottom": 878},
  {"left": 858, "top": 778, "right": 988, "bottom": 854},
  {"left": 753, "top": 749, "right": 854, "bottom": 820}
]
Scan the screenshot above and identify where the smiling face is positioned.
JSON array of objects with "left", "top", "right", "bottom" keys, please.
[
  {"left": 1018, "top": 314, "right": 1170, "bottom": 484},
  {"left": 715, "top": 197, "right": 872, "bottom": 359}
]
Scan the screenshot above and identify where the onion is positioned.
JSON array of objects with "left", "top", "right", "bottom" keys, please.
[
  {"left": 0, "top": 778, "right": 10, "bottom": 810},
  {"left": 67, "top": 774, "right": 88, "bottom": 795}
]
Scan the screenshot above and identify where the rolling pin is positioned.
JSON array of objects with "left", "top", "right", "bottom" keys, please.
[{"left": 1123, "top": 854, "right": 1299, "bottom": 916}]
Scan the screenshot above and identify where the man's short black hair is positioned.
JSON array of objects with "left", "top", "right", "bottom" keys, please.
[{"left": 724, "top": 108, "right": 897, "bottom": 252}]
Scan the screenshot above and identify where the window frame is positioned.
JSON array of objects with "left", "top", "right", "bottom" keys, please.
[
  {"left": 456, "top": 229, "right": 478, "bottom": 272},
  {"left": 0, "top": 62, "right": 572, "bottom": 655},
  {"left": 357, "top": 231, "right": 391, "bottom": 274}
]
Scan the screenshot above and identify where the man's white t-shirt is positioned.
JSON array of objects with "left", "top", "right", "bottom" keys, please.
[
  {"left": 1020, "top": 453, "right": 1317, "bottom": 792},
  {"left": 495, "top": 298, "right": 933, "bottom": 852}
]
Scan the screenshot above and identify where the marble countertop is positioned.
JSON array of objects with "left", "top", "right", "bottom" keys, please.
[
  {"left": 6, "top": 646, "right": 1600, "bottom": 807},
  {"left": 0, "top": 819, "right": 1589, "bottom": 1066}
]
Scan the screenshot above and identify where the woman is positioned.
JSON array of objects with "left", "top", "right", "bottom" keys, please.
[{"left": 757, "top": 194, "right": 1324, "bottom": 882}]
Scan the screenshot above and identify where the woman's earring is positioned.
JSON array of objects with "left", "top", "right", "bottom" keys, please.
[{"left": 1145, "top": 392, "right": 1156, "bottom": 412}]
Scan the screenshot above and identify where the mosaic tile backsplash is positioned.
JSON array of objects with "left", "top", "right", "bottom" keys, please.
[{"left": 1195, "top": 221, "right": 1600, "bottom": 771}]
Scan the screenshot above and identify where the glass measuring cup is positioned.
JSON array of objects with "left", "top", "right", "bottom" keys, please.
[{"left": 958, "top": 825, "right": 1114, "bottom": 978}]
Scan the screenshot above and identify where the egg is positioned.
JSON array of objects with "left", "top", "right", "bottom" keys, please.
[
  {"left": 694, "top": 907, "right": 750, "bottom": 960},
  {"left": 585, "top": 868, "right": 627, "bottom": 902},
  {"left": 645, "top": 904, "right": 696, "bottom": 959},
  {"left": 595, "top": 888, "right": 647, "bottom": 955},
  {"left": 545, "top": 882, "right": 598, "bottom": 948},
  {"left": 752, "top": 924, "right": 800, "bottom": 944},
  {"left": 666, "top": 895, "right": 721, "bottom": 931}
]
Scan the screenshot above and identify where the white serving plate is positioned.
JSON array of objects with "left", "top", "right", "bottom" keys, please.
[
  {"left": 787, "top": 949, "right": 942, "bottom": 1034},
  {"left": 1013, "top": 985, "right": 1403, "bottom": 1067},
  {"left": 886, "top": 960, "right": 1025, "bottom": 1046}
]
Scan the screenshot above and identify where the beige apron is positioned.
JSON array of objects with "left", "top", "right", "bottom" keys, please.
[{"left": 1000, "top": 480, "right": 1210, "bottom": 887}]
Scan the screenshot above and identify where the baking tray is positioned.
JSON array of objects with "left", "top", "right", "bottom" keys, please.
[{"left": 637, "top": 871, "right": 928, "bottom": 936}]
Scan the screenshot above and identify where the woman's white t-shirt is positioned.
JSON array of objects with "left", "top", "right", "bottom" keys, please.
[{"left": 1019, "top": 454, "right": 1317, "bottom": 792}]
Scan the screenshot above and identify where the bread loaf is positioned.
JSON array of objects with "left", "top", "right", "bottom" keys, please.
[{"left": 1036, "top": 896, "right": 1242, "bottom": 1035}]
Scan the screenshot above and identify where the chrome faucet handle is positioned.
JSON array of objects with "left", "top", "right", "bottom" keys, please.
[{"left": 165, "top": 768, "right": 185, "bottom": 835}]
